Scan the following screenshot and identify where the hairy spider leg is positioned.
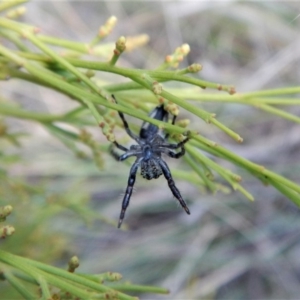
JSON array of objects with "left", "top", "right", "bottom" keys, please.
[
  {"left": 157, "top": 137, "right": 189, "bottom": 158},
  {"left": 113, "top": 141, "right": 128, "bottom": 152},
  {"left": 158, "top": 159, "right": 190, "bottom": 215},
  {"left": 118, "top": 157, "right": 142, "bottom": 228},
  {"left": 164, "top": 114, "right": 177, "bottom": 140},
  {"left": 160, "top": 148, "right": 186, "bottom": 159},
  {"left": 119, "top": 151, "right": 142, "bottom": 161},
  {"left": 110, "top": 146, "right": 122, "bottom": 161},
  {"left": 159, "top": 137, "right": 189, "bottom": 150},
  {"left": 110, "top": 147, "right": 140, "bottom": 161},
  {"left": 112, "top": 95, "right": 140, "bottom": 143},
  {"left": 109, "top": 141, "right": 128, "bottom": 161}
]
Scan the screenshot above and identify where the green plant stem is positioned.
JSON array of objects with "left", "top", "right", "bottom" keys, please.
[
  {"left": 118, "top": 71, "right": 243, "bottom": 142},
  {"left": 3, "top": 45, "right": 300, "bottom": 200},
  {"left": 267, "top": 179, "right": 300, "bottom": 206},
  {"left": 0, "top": 16, "right": 35, "bottom": 32},
  {"left": 0, "top": 250, "right": 137, "bottom": 300},
  {"left": 8, "top": 48, "right": 234, "bottom": 92},
  {"left": 191, "top": 136, "right": 300, "bottom": 195},
  {"left": 6, "top": 259, "right": 78, "bottom": 299},
  {"left": 184, "top": 153, "right": 216, "bottom": 192},
  {"left": 0, "top": 0, "right": 27, "bottom": 12},
  {"left": 109, "top": 49, "right": 121, "bottom": 65},
  {"left": 172, "top": 169, "right": 205, "bottom": 186},
  {"left": 254, "top": 103, "right": 300, "bottom": 124},
  {"left": 1, "top": 15, "right": 300, "bottom": 208},
  {"left": 3, "top": 270, "right": 35, "bottom": 300},
  {"left": 0, "top": 29, "right": 30, "bottom": 52},
  {"left": 21, "top": 31, "right": 104, "bottom": 97},
  {"left": 7, "top": 52, "right": 300, "bottom": 105},
  {"left": 186, "top": 144, "right": 254, "bottom": 201},
  {"left": 37, "top": 34, "right": 92, "bottom": 53},
  {"left": 37, "top": 276, "right": 52, "bottom": 300},
  {"left": 77, "top": 272, "right": 122, "bottom": 283},
  {"left": 107, "top": 284, "right": 169, "bottom": 294},
  {"left": 243, "top": 86, "right": 300, "bottom": 97},
  {"left": 0, "top": 102, "right": 64, "bottom": 122},
  {"left": 209, "top": 118, "right": 243, "bottom": 142},
  {"left": 111, "top": 88, "right": 300, "bottom": 106},
  {"left": 8, "top": 50, "right": 300, "bottom": 126},
  {"left": 0, "top": 44, "right": 196, "bottom": 135},
  {"left": 66, "top": 58, "right": 234, "bottom": 92}
]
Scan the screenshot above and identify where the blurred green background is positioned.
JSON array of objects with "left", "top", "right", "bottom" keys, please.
[{"left": 1, "top": 1, "right": 300, "bottom": 299}]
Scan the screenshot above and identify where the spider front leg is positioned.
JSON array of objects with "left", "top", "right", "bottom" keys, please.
[
  {"left": 113, "top": 141, "right": 128, "bottom": 152},
  {"left": 112, "top": 95, "right": 139, "bottom": 142},
  {"left": 161, "top": 148, "right": 186, "bottom": 159},
  {"left": 109, "top": 141, "right": 128, "bottom": 161},
  {"left": 165, "top": 114, "right": 177, "bottom": 140},
  {"left": 118, "top": 157, "right": 141, "bottom": 228},
  {"left": 158, "top": 159, "right": 190, "bottom": 215},
  {"left": 159, "top": 136, "right": 189, "bottom": 159},
  {"left": 161, "top": 136, "right": 189, "bottom": 150}
]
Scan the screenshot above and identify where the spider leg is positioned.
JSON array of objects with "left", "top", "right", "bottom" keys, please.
[
  {"left": 110, "top": 146, "right": 122, "bottom": 161},
  {"left": 159, "top": 137, "right": 189, "bottom": 150},
  {"left": 160, "top": 148, "right": 185, "bottom": 159},
  {"left": 113, "top": 141, "right": 128, "bottom": 152},
  {"left": 165, "top": 115, "right": 176, "bottom": 140},
  {"left": 118, "top": 157, "right": 142, "bottom": 228},
  {"left": 119, "top": 151, "right": 141, "bottom": 161},
  {"left": 110, "top": 145, "right": 140, "bottom": 161},
  {"left": 109, "top": 141, "right": 128, "bottom": 161},
  {"left": 158, "top": 159, "right": 190, "bottom": 215},
  {"left": 112, "top": 95, "right": 140, "bottom": 142},
  {"left": 156, "top": 137, "right": 189, "bottom": 159}
]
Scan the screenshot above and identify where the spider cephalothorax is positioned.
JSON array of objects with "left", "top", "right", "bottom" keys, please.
[{"left": 110, "top": 95, "right": 190, "bottom": 228}]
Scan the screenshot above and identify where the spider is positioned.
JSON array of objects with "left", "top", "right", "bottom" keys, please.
[{"left": 110, "top": 95, "right": 190, "bottom": 228}]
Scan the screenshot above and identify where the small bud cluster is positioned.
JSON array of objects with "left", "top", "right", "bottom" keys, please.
[
  {"left": 125, "top": 34, "right": 149, "bottom": 52},
  {"left": 141, "top": 74, "right": 163, "bottom": 94},
  {"left": 98, "top": 16, "right": 117, "bottom": 38},
  {"left": 115, "top": 36, "right": 126, "bottom": 55},
  {"left": 68, "top": 256, "right": 80, "bottom": 273},
  {"left": 157, "top": 98, "right": 192, "bottom": 142},
  {"left": 99, "top": 109, "right": 117, "bottom": 142},
  {"left": 100, "top": 123, "right": 115, "bottom": 141},
  {"left": 176, "top": 119, "right": 190, "bottom": 128},
  {"left": 165, "top": 43, "right": 190, "bottom": 68},
  {"left": 1, "top": 225, "right": 15, "bottom": 238},
  {"left": 165, "top": 102, "right": 179, "bottom": 116},
  {"left": 187, "top": 63, "right": 203, "bottom": 73},
  {"left": 6, "top": 7, "right": 26, "bottom": 19},
  {"left": 85, "top": 70, "right": 95, "bottom": 78},
  {"left": 102, "top": 272, "right": 122, "bottom": 282},
  {"left": 110, "top": 36, "right": 127, "bottom": 65},
  {"left": 90, "top": 16, "right": 117, "bottom": 48},
  {"left": 217, "top": 84, "right": 236, "bottom": 95},
  {"left": 0, "top": 205, "right": 13, "bottom": 222},
  {"left": 158, "top": 97, "right": 179, "bottom": 116},
  {"left": 0, "top": 205, "right": 15, "bottom": 239},
  {"left": 79, "top": 129, "right": 104, "bottom": 169},
  {"left": 152, "top": 81, "right": 162, "bottom": 95}
]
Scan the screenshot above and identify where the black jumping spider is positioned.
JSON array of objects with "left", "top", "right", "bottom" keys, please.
[{"left": 111, "top": 95, "right": 190, "bottom": 228}]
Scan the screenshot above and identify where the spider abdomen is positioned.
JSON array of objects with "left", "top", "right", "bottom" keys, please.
[{"left": 141, "top": 159, "right": 162, "bottom": 180}]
